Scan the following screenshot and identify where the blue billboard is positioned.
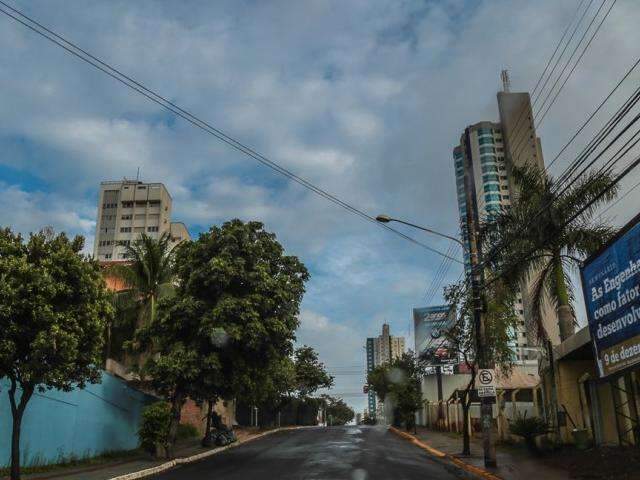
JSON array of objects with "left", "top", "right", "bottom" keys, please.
[{"left": 581, "top": 215, "right": 640, "bottom": 378}]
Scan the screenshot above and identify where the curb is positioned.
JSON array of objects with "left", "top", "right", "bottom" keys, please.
[
  {"left": 109, "top": 426, "right": 303, "bottom": 480},
  {"left": 388, "top": 427, "right": 503, "bottom": 480}
]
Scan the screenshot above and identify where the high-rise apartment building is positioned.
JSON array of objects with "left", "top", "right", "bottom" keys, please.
[
  {"left": 365, "top": 324, "right": 406, "bottom": 418},
  {"left": 453, "top": 83, "right": 560, "bottom": 357},
  {"left": 93, "top": 180, "right": 190, "bottom": 262}
]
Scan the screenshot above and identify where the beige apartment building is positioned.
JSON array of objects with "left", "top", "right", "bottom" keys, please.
[
  {"left": 373, "top": 323, "right": 406, "bottom": 365},
  {"left": 453, "top": 83, "right": 560, "bottom": 360},
  {"left": 93, "top": 180, "right": 190, "bottom": 261}
]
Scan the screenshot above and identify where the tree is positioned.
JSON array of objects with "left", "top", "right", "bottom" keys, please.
[
  {"left": 0, "top": 228, "right": 112, "bottom": 480},
  {"left": 108, "top": 232, "right": 175, "bottom": 329},
  {"left": 293, "top": 345, "right": 334, "bottom": 398},
  {"left": 483, "top": 165, "right": 618, "bottom": 342},
  {"left": 442, "top": 280, "right": 517, "bottom": 455},
  {"left": 322, "top": 395, "right": 355, "bottom": 426},
  {"left": 137, "top": 219, "right": 309, "bottom": 452},
  {"left": 367, "top": 352, "right": 425, "bottom": 431}
]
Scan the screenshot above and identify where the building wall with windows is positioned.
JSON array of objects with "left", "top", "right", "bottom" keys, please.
[
  {"left": 452, "top": 90, "right": 558, "bottom": 359},
  {"left": 94, "top": 180, "right": 190, "bottom": 262}
]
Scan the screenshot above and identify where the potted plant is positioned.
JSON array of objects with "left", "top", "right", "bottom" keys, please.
[{"left": 509, "top": 412, "right": 552, "bottom": 455}]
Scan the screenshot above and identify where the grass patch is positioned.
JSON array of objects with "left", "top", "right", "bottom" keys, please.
[{"left": 0, "top": 448, "right": 142, "bottom": 475}]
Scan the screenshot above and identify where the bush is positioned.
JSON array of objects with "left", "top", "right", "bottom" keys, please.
[
  {"left": 139, "top": 402, "right": 171, "bottom": 453},
  {"left": 509, "top": 412, "right": 551, "bottom": 454},
  {"left": 177, "top": 423, "right": 199, "bottom": 440}
]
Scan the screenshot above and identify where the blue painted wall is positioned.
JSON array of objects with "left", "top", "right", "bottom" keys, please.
[{"left": 0, "top": 371, "right": 157, "bottom": 466}]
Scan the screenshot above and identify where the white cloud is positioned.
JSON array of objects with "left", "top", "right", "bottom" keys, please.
[{"left": 0, "top": 182, "right": 96, "bottom": 251}]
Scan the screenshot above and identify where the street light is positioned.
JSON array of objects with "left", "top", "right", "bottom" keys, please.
[{"left": 375, "top": 215, "right": 464, "bottom": 248}]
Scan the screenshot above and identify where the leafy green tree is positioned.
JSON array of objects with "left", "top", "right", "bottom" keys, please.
[
  {"left": 293, "top": 345, "right": 334, "bottom": 398},
  {"left": 108, "top": 232, "right": 175, "bottom": 328},
  {"left": 484, "top": 165, "right": 617, "bottom": 342},
  {"left": 322, "top": 395, "right": 355, "bottom": 426},
  {"left": 367, "top": 352, "right": 424, "bottom": 431},
  {"left": 134, "top": 296, "right": 210, "bottom": 458},
  {"left": 137, "top": 219, "right": 309, "bottom": 452},
  {"left": 442, "top": 280, "right": 517, "bottom": 455},
  {"left": 0, "top": 228, "right": 112, "bottom": 480}
]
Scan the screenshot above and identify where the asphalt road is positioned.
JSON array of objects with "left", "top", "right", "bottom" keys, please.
[{"left": 152, "top": 425, "right": 459, "bottom": 480}]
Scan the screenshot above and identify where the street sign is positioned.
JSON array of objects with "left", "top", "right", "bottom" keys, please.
[
  {"left": 478, "top": 369, "right": 496, "bottom": 388},
  {"left": 441, "top": 365, "right": 454, "bottom": 375},
  {"left": 477, "top": 369, "right": 496, "bottom": 397},
  {"left": 477, "top": 386, "right": 496, "bottom": 398}
]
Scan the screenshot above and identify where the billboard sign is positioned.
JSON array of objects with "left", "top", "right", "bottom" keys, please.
[
  {"left": 581, "top": 215, "right": 640, "bottom": 378},
  {"left": 413, "top": 305, "right": 455, "bottom": 357}
]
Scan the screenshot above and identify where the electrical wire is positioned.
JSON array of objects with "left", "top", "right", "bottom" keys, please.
[{"left": 0, "top": 1, "right": 461, "bottom": 264}]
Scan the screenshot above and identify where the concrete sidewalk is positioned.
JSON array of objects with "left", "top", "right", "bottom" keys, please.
[
  {"left": 412, "top": 427, "right": 570, "bottom": 480},
  {"left": 14, "top": 428, "right": 268, "bottom": 480}
]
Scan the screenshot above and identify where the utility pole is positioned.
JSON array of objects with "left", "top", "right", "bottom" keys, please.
[{"left": 463, "top": 131, "right": 497, "bottom": 468}]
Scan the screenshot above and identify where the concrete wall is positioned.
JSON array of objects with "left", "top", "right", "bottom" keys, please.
[{"left": 0, "top": 372, "right": 156, "bottom": 467}]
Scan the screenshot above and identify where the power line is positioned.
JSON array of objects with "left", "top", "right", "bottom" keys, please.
[
  {"left": 597, "top": 178, "right": 640, "bottom": 221},
  {"left": 504, "top": 0, "right": 595, "bottom": 157},
  {"left": 510, "top": 0, "right": 616, "bottom": 163},
  {"left": 0, "top": 1, "right": 461, "bottom": 264}
]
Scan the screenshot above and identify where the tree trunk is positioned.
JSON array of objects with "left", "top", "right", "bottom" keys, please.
[
  {"left": 8, "top": 379, "right": 34, "bottom": 480},
  {"left": 202, "top": 400, "right": 214, "bottom": 447},
  {"left": 462, "top": 401, "right": 471, "bottom": 456},
  {"left": 553, "top": 256, "right": 575, "bottom": 341},
  {"left": 166, "top": 391, "right": 185, "bottom": 459}
]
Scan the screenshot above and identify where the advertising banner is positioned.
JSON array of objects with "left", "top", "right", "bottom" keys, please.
[{"left": 581, "top": 215, "right": 640, "bottom": 377}]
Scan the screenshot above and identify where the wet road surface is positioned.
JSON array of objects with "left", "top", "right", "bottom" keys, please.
[{"left": 152, "top": 425, "right": 459, "bottom": 480}]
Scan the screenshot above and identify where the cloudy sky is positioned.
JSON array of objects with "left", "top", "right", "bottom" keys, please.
[{"left": 1, "top": 0, "right": 639, "bottom": 413}]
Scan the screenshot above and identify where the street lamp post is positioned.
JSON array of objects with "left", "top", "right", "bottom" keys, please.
[{"left": 375, "top": 213, "right": 497, "bottom": 468}]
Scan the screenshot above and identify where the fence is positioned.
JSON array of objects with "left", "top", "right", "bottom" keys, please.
[
  {"left": 0, "top": 372, "right": 157, "bottom": 467},
  {"left": 419, "top": 397, "right": 536, "bottom": 441}
]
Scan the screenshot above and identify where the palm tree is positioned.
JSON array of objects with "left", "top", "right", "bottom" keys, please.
[
  {"left": 484, "top": 165, "right": 618, "bottom": 342},
  {"left": 108, "top": 232, "right": 177, "bottom": 329}
]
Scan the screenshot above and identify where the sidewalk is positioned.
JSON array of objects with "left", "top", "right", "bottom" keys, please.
[
  {"left": 12, "top": 427, "right": 273, "bottom": 480},
  {"left": 412, "top": 427, "right": 570, "bottom": 480}
]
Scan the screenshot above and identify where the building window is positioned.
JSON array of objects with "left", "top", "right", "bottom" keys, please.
[
  {"left": 481, "top": 165, "right": 498, "bottom": 174},
  {"left": 137, "top": 186, "right": 147, "bottom": 190},
  {"left": 104, "top": 253, "right": 112, "bottom": 259},
  {"left": 148, "top": 226, "right": 159, "bottom": 232},
  {"left": 120, "top": 227, "right": 131, "bottom": 233},
  {"left": 478, "top": 137, "right": 494, "bottom": 145},
  {"left": 484, "top": 194, "right": 501, "bottom": 202},
  {"left": 149, "top": 200, "right": 161, "bottom": 206},
  {"left": 501, "top": 185, "right": 509, "bottom": 190},
  {"left": 502, "top": 195, "right": 510, "bottom": 200},
  {"left": 484, "top": 184, "right": 500, "bottom": 193},
  {"left": 121, "top": 214, "right": 132, "bottom": 220},
  {"left": 479, "top": 146, "right": 495, "bottom": 154},
  {"left": 122, "top": 201, "right": 133, "bottom": 208}
]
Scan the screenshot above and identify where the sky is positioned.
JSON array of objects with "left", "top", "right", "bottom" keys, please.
[{"left": 1, "top": 0, "right": 640, "bottom": 414}]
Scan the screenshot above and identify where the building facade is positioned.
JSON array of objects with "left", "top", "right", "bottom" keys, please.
[
  {"left": 366, "top": 324, "right": 406, "bottom": 419},
  {"left": 453, "top": 87, "right": 559, "bottom": 359},
  {"left": 93, "top": 180, "right": 190, "bottom": 261}
]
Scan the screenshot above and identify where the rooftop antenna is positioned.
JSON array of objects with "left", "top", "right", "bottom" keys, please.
[
  {"left": 501, "top": 69, "right": 511, "bottom": 92},
  {"left": 136, "top": 166, "right": 140, "bottom": 183}
]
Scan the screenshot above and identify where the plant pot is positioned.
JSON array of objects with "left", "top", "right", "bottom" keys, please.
[{"left": 572, "top": 429, "right": 590, "bottom": 450}]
